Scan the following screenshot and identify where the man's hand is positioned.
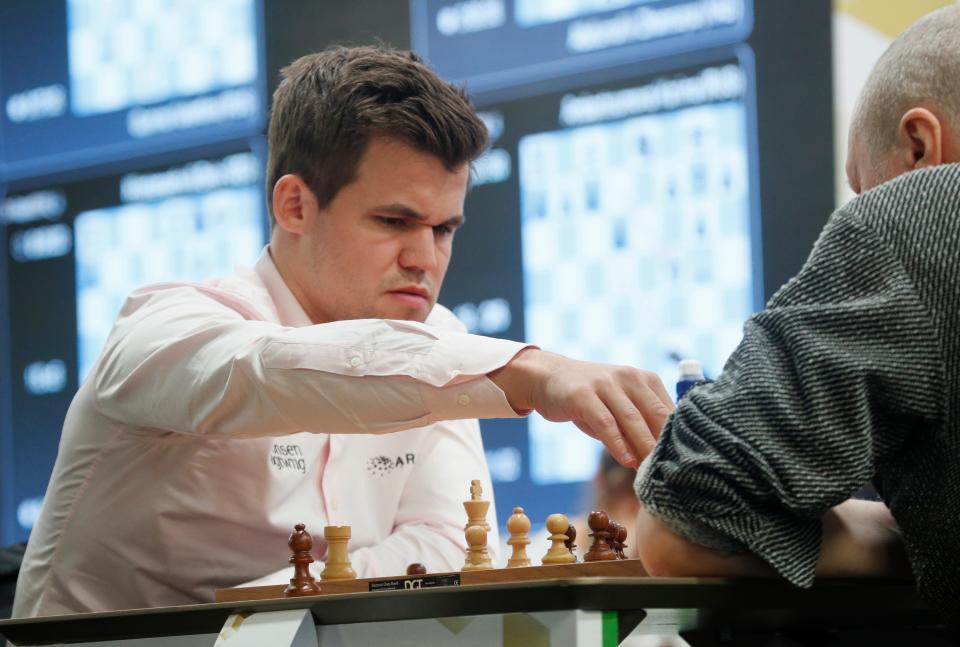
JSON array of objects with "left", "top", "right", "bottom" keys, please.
[{"left": 489, "top": 349, "right": 674, "bottom": 468}]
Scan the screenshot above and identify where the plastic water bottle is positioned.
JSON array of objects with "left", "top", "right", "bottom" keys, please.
[{"left": 676, "top": 358, "right": 705, "bottom": 401}]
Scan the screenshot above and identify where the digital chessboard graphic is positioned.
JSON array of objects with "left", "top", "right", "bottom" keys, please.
[
  {"left": 74, "top": 183, "right": 265, "bottom": 381},
  {"left": 518, "top": 99, "right": 756, "bottom": 484},
  {"left": 66, "top": 0, "right": 259, "bottom": 116}
]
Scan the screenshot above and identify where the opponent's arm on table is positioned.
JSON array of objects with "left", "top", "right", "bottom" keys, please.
[
  {"left": 636, "top": 499, "right": 910, "bottom": 579},
  {"left": 632, "top": 207, "right": 942, "bottom": 587}
]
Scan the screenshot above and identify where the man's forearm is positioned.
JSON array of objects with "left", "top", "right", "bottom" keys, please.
[
  {"left": 636, "top": 499, "right": 910, "bottom": 580},
  {"left": 815, "top": 499, "right": 910, "bottom": 578},
  {"left": 635, "top": 505, "right": 774, "bottom": 578}
]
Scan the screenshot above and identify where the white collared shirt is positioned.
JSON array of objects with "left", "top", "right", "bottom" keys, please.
[{"left": 13, "top": 248, "right": 528, "bottom": 617}]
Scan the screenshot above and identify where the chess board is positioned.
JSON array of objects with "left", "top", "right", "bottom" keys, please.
[
  {"left": 73, "top": 157, "right": 264, "bottom": 381},
  {"left": 66, "top": 0, "right": 259, "bottom": 116},
  {"left": 219, "top": 502, "right": 644, "bottom": 603},
  {"left": 216, "top": 559, "right": 649, "bottom": 602},
  {"left": 518, "top": 91, "right": 756, "bottom": 484}
]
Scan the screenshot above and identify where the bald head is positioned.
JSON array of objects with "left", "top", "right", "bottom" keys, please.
[{"left": 847, "top": 5, "right": 960, "bottom": 193}]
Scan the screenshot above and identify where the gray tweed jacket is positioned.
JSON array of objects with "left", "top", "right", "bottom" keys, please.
[{"left": 636, "top": 162, "right": 960, "bottom": 626}]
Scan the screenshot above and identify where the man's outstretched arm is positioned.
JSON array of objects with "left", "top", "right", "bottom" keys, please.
[{"left": 97, "top": 285, "right": 673, "bottom": 467}]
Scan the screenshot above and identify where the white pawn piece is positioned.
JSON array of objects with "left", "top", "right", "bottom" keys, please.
[
  {"left": 320, "top": 526, "right": 357, "bottom": 580},
  {"left": 541, "top": 513, "right": 577, "bottom": 565},
  {"left": 506, "top": 506, "right": 532, "bottom": 568},
  {"left": 461, "top": 524, "right": 493, "bottom": 571}
]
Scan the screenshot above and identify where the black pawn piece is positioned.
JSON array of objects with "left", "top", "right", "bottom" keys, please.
[
  {"left": 615, "top": 523, "right": 628, "bottom": 560},
  {"left": 406, "top": 563, "right": 427, "bottom": 576},
  {"left": 564, "top": 524, "right": 578, "bottom": 560},
  {"left": 583, "top": 511, "right": 616, "bottom": 562},
  {"left": 606, "top": 521, "right": 619, "bottom": 555}
]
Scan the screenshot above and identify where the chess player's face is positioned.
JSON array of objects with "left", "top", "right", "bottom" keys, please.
[{"left": 274, "top": 136, "right": 469, "bottom": 324}]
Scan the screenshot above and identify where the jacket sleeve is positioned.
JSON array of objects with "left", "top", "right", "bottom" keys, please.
[
  {"left": 92, "top": 284, "right": 527, "bottom": 437},
  {"left": 635, "top": 206, "right": 946, "bottom": 588}
]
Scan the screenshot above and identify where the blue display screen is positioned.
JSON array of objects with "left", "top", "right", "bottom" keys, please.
[
  {"left": 0, "top": 1, "right": 836, "bottom": 549},
  {"left": 0, "top": 0, "right": 266, "bottom": 182},
  {"left": 411, "top": 0, "right": 752, "bottom": 93},
  {"left": 0, "top": 142, "right": 268, "bottom": 543},
  {"left": 434, "top": 44, "right": 761, "bottom": 525}
]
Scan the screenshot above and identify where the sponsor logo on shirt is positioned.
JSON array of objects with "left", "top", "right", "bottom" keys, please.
[
  {"left": 270, "top": 443, "right": 306, "bottom": 474},
  {"left": 367, "top": 453, "right": 416, "bottom": 476}
]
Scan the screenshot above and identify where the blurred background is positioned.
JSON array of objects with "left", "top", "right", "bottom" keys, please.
[{"left": 0, "top": 0, "right": 952, "bottom": 549}]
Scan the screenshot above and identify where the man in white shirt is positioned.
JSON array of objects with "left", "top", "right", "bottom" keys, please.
[{"left": 13, "top": 46, "right": 673, "bottom": 616}]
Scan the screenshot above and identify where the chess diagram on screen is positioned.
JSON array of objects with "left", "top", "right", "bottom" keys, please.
[
  {"left": 66, "top": 0, "right": 259, "bottom": 116},
  {"left": 74, "top": 181, "right": 264, "bottom": 381},
  {"left": 519, "top": 83, "right": 756, "bottom": 484}
]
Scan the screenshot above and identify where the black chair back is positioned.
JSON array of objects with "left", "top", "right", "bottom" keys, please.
[{"left": 0, "top": 543, "right": 26, "bottom": 620}]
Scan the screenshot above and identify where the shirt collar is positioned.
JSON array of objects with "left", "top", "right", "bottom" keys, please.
[{"left": 253, "top": 246, "right": 314, "bottom": 328}]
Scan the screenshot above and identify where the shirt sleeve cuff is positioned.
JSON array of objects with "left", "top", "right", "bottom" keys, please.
[
  {"left": 420, "top": 375, "right": 525, "bottom": 422},
  {"left": 413, "top": 332, "right": 535, "bottom": 387}
]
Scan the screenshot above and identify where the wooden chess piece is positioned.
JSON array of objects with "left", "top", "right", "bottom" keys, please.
[
  {"left": 284, "top": 523, "right": 321, "bottom": 596},
  {"left": 506, "top": 506, "right": 532, "bottom": 568},
  {"left": 464, "top": 479, "right": 491, "bottom": 532},
  {"left": 542, "top": 513, "right": 577, "bottom": 564},
  {"left": 406, "top": 563, "right": 427, "bottom": 575},
  {"left": 606, "top": 521, "right": 620, "bottom": 557},
  {"left": 321, "top": 525, "right": 357, "bottom": 580},
  {"left": 564, "top": 523, "right": 578, "bottom": 561},
  {"left": 463, "top": 480, "right": 492, "bottom": 570},
  {"left": 462, "top": 524, "right": 493, "bottom": 571},
  {"left": 615, "top": 523, "right": 628, "bottom": 560},
  {"left": 583, "top": 510, "right": 616, "bottom": 562}
]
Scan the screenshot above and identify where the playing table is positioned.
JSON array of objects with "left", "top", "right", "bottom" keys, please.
[{"left": 0, "top": 571, "right": 938, "bottom": 647}]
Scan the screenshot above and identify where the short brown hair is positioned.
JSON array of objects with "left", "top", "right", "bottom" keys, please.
[{"left": 266, "top": 46, "right": 488, "bottom": 222}]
